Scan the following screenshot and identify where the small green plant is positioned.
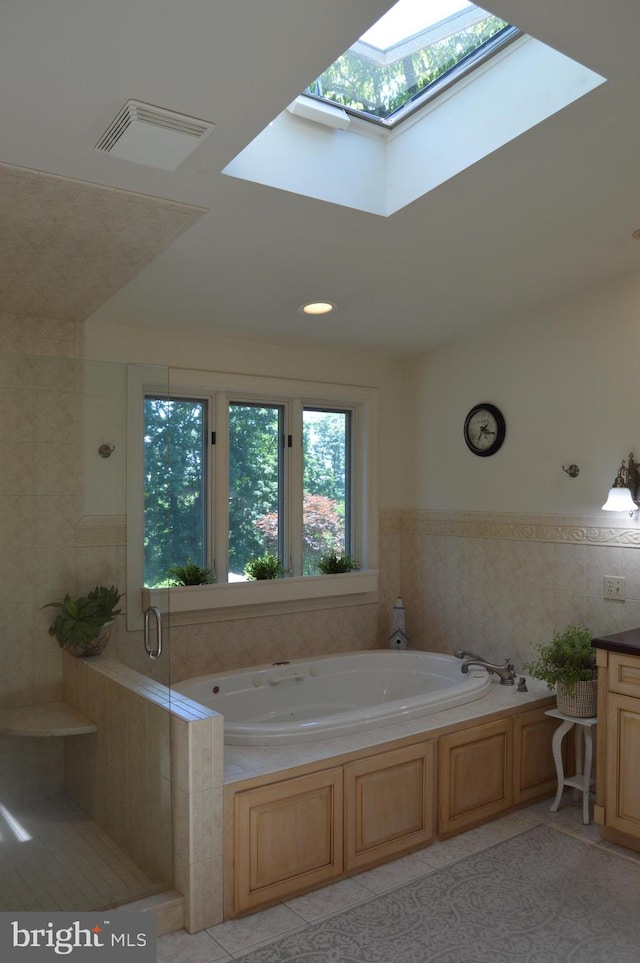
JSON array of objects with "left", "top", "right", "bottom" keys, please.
[
  {"left": 317, "top": 551, "right": 359, "bottom": 574},
  {"left": 44, "top": 585, "right": 122, "bottom": 651},
  {"left": 168, "top": 559, "right": 215, "bottom": 585},
  {"left": 523, "top": 624, "right": 596, "bottom": 695},
  {"left": 244, "top": 553, "right": 287, "bottom": 580}
]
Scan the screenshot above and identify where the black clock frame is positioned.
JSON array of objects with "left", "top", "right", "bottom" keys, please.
[{"left": 463, "top": 403, "right": 506, "bottom": 457}]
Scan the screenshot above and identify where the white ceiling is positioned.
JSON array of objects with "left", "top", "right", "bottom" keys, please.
[{"left": 2, "top": 0, "right": 639, "bottom": 357}]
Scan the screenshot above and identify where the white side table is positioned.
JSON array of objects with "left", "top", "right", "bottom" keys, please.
[{"left": 545, "top": 708, "right": 597, "bottom": 825}]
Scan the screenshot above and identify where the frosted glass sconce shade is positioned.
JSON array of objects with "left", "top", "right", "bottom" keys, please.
[
  {"left": 602, "top": 486, "right": 638, "bottom": 512},
  {"left": 602, "top": 452, "right": 639, "bottom": 513}
]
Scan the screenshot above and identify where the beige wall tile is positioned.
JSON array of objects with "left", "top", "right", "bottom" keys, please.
[{"left": 202, "top": 856, "right": 224, "bottom": 928}]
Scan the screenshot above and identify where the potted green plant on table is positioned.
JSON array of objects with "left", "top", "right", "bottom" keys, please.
[
  {"left": 44, "top": 585, "right": 122, "bottom": 657},
  {"left": 523, "top": 623, "right": 597, "bottom": 717},
  {"left": 317, "top": 550, "right": 359, "bottom": 574}
]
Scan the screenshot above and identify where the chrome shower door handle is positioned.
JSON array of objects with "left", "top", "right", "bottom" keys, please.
[{"left": 144, "top": 605, "right": 163, "bottom": 660}]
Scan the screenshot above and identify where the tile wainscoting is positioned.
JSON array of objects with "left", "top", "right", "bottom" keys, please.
[
  {"left": 67, "top": 508, "right": 640, "bottom": 685},
  {"left": 394, "top": 509, "right": 640, "bottom": 670}
]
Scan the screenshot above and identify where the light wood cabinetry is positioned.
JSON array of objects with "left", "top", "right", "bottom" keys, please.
[
  {"left": 607, "top": 652, "right": 640, "bottom": 698},
  {"left": 593, "top": 635, "right": 640, "bottom": 852},
  {"left": 438, "top": 717, "right": 512, "bottom": 836},
  {"left": 605, "top": 692, "right": 640, "bottom": 838},
  {"left": 225, "top": 697, "right": 557, "bottom": 917},
  {"left": 344, "top": 741, "right": 435, "bottom": 871},
  {"left": 232, "top": 767, "right": 343, "bottom": 914},
  {"left": 513, "top": 705, "right": 563, "bottom": 805}
]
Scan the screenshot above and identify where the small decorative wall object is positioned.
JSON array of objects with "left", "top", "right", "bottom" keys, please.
[{"left": 389, "top": 596, "right": 410, "bottom": 650}]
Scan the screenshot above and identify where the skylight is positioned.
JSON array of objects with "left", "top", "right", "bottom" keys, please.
[
  {"left": 224, "top": 5, "right": 606, "bottom": 217},
  {"left": 305, "top": 0, "right": 514, "bottom": 127}
]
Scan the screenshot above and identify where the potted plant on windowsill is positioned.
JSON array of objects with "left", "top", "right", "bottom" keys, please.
[
  {"left": 44, "top": 585, "right": 122, "bottom": 658},
  {"left": 168, "top": 559, "right": 215, "bottom": 585},
  {"left": 523, "top": 624, "right": 597, "bottom": 717},
  {"left": 317, "top": 551, "right": 359, "bottom": 575},
  {"left": 244, "top": 553, "right": 288, "bottom": 580}
]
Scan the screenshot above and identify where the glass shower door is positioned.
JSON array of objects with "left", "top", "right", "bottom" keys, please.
[{"left": 0, "top": 356, "right": 174, "bottom": 912}]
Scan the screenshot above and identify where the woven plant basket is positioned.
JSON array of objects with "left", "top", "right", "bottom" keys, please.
[{"left": 556, "top": 679, "right": 597, "bottom": 718}]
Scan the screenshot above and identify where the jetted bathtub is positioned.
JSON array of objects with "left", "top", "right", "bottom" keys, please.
[{"left": 172, "top": 649, "right": 493, "bottom": 745}]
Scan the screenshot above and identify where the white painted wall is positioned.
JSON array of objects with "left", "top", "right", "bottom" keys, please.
[
  {"left": 85, "top": 320, "right": 412, "bottom": 511},
  {"left": 409, "top": 266, "right": 640, "bottom": 516},
  {"left": 88, "top": 263, "right": 640, "bottom": 520}
]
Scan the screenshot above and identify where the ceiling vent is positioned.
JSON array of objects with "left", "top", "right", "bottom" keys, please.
[{"left": 95, "top": 100, "right": 215, "bottom": 170}]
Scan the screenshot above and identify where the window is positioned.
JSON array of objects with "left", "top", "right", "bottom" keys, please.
[
  {"left": 228, "top": 402, "right": 284, "bottom": 579},
  {"left": 143, "top": 396, "right": 208, "bottom": 587},
  {"left": 305, "top": 0, "right": 514, "bottom": 128},
  {"left": 303, "top": 408, "right": 350, "bottom": 574},
  {"left": 128, "top": 368, "right": 378, "bottom": 621}
]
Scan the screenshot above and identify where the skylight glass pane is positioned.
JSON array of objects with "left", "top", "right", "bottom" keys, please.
[{"left": 305, "top": 0, "right": 510, "bottom": 124}]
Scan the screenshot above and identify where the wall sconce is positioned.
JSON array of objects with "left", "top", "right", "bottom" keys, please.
[{"left": 602, "top": 452, "right": 639, "bottom": 514}]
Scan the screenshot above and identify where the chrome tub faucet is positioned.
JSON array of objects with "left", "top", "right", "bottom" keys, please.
[{"left": 454, "top": 649, "right": 517, "bottom": 685}]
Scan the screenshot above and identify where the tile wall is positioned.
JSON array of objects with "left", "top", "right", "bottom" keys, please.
[
  {"left": 0, "top": 162, "right": 204, "bottom": 802},
  {"left": 398, "top": 510, "right": 640, "bottom": 670},
  {"left": 63, "top": 653, "right": 224, "bottom": 932}
]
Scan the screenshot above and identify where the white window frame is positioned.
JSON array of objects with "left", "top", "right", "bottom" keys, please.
[{"left": 126, "top": 366, "right": 378, "bottom": 628}]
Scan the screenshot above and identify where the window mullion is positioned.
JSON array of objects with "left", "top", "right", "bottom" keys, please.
[
  {"left": 347, "top": 404, "right": 358, "bottom": 560},
  {"left": 214, "top": 391, "right": 229, "bottom": 581},
  {"left": 288, "top": 400, "right": 304, "bottom": 577}
]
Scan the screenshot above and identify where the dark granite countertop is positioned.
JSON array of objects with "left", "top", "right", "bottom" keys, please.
[{"left": 592, "top": 627, "right": 640, "bottom": 655}]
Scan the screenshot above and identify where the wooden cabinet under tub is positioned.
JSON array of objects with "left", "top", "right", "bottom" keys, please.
[
  {"left": 231, "top": 767, "right": 344, "bottom": 914},
  {"left": 513, "top": 704, "right": 565, "bottom": 806},
  {"left": 344, "top": 740, "right": 436, "bottom": 871},
  {"left": 438, "top": 706, "right": 561, "bottom": 836},
  {"left": 224, "top": 696, "right": 557, "bottom": 918},
  {"left": 438, "top": 717, "right": 512, "bottom": 836}
]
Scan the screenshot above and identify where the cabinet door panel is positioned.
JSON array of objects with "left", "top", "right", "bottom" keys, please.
[
  {"left": 606, "top": 693, "right": 640, "bottom": 835},
  {"left": 513, "top": 706, "right": 561, "bottom": 804},
  {"left": 439, "top": 718, "right": 512, "bottom": 835},
  {"left": 345, "top": 741, "right": 435, "bottom": 870},
  {"left": 608, "top": 654, "right": 640, "bottom": 697},
  {"left": 233, "top": 767, "right": 343, "bottom": 913}
]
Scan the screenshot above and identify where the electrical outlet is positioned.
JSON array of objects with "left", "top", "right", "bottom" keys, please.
[{"left": 604, "top": 576, "right": 625, "bottom": 600}]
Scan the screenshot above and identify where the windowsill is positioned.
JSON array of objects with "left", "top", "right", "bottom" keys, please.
[{"left": 140, "top": 570, "right": 378, "bottom": 624}]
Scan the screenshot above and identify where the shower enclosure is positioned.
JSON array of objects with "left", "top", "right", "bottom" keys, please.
[{"left": 0, "top": 356, "right": 175, "bottom": 913}]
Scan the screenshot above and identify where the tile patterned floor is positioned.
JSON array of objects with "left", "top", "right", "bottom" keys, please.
[
  {"left": 0, "top": 793, "right": 165, "bottom": 911},
  {"left": 158, "top": 794, "right": 640, "bottom": 962}
]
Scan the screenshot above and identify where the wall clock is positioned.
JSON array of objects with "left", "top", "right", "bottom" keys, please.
[{"left": 463, "top": 403, "right": 506, "bottom": 457}]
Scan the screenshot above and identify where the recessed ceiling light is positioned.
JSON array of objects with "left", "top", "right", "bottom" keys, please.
[{"left": 299, "top": 301, "right": 336, "bottom": 316}]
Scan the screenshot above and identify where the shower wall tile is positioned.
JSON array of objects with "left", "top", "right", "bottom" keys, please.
[
  {"left": 64, "top": 654, "right": 224, "bottom": 931},
  {"left": 64, "top": 657, "right": 213, "bottom": 926},
  {"left": 0, "top": 389, "right": 35, "bottom": 441},
  {"left": 34, "top": 495, "right": 75, "bottom": 547},
  {"left": 0, "top": 544, "right": 36, "bottom": 606}
]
